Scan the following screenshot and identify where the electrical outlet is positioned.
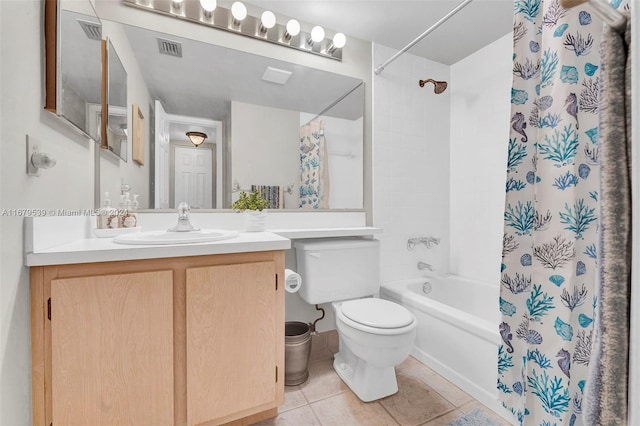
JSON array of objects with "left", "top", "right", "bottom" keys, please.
[{"left": 26, "top": 135, "right": 40, "bottom": 176}]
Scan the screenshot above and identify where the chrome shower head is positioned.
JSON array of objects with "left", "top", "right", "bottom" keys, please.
[{"left": 419, "top": 79, "right": 448, "bottom": 94}]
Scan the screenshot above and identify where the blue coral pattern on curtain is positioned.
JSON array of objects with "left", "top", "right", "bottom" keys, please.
[
  {"left": 499, "top": 0, "right": 627, "bottom": 424},
  {"left": 299, "top": 119, "right": 329, "bottom": 209}
]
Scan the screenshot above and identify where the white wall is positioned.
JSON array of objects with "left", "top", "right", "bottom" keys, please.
[
  {"left": 231, "top": 101, "right": 299, "bottom": 202},
  {"left": 300, "top": 113, "right": 363, "bottom": 209},
  {"left": 449, "top": 33, "right": 512, "bottom": 284},
  {"left": 0, "top": 2, "right": 95, "bottom": 424},
  {"left": 373, "top": 44, "right": 451, "bottom": 283}
]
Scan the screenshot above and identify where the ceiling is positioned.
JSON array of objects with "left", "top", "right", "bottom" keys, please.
[{"left": 246, "top": 0, "right": 514, "bottom": 65}]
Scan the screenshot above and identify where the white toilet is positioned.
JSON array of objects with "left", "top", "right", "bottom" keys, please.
[{"left": 294, "top": 238, "right": 417, "bottom": 402}]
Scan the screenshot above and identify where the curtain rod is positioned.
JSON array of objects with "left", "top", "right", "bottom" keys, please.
[
  {"left": 559, "top": 0, "right": 626, "bottom": 31},
  {"left": 374, "top": 0, "right": 475, "bottom": 75},
  {"left": 303, "top": 81, "right": 364, "bottom": 126}
]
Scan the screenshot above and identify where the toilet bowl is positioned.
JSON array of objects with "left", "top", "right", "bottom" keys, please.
[
  {"left": 293, "top": 238, "right": 417, "bottom": 401},
  {"left": 332, "top": 298, "right": 417, "bottom": 401}
]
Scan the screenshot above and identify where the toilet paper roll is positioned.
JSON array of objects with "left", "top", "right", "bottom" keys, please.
[{"left": 284, "top": 269, "right": 302, "bottom": 293}]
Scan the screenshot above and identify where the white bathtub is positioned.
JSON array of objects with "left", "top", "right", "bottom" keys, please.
[{"left": 380, "top": 275, "right": 510, "bottom": 418}]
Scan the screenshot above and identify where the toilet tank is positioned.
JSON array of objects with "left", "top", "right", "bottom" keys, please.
[{"left": 293, "top": 238, "right": 380, "bottom": 304}]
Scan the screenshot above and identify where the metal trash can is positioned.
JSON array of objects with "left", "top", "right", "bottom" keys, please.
[{"left": 284, "top": 321, "right": 312, "bottom": 386}]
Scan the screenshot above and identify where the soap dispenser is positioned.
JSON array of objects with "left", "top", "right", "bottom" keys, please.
[
  {"left": 120, "top": 192, "right": 138, "bottom": 228},
  {"left": 98, "top": 192, "right": 119, "bottom": 229}
]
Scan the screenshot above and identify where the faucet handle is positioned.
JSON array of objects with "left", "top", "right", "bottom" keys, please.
[
  {"left": 177, "top": 202, "right": 191, "bottom": 218},
  {"left": 168, "top": 202, "right": 199, "bottom": 232}
]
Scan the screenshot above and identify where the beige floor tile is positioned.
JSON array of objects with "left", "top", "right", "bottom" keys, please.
[
  {"left": 299, "top": 358, "right": 348, "bottom": 403},
  {"left": 253, "top": 405, "right": 321, "bottom": 426},
  {"left": 397, "top": 357, "right": 474, "bottom": 407},
  {"left": 420, "top": 410, "right": 464, "bottom": 426},
  {"left": 311, "top": 392, "right": 399, "bottom": 426},
  {"left": 379, "top": 371, "right": 455, "bottom": 426},
  {"left": 459, "top": 401, "right": 512, "bottom": 426},
  {"left": 280, "top": 385, "right": 308, "bottom": 413}
]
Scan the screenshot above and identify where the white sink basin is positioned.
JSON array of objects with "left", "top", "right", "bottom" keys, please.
[{"left": 113, "top": 229, "right": 239, "bottom": 245}]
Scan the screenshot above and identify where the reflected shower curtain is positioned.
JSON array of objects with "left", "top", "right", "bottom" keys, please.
[
  {"left": 299, "top": 119, "right": 330, "bottom": 209},
  {"left": 498, "top": 1, "right": 620, "bottom": 424}
]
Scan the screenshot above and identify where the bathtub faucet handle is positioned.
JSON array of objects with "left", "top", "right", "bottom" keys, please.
[
  {"left": 407, "top": 236, "right": 440, "bottom": 250},
  {"left": 417, "top": 261, "right": 433, "bottom": 271}
]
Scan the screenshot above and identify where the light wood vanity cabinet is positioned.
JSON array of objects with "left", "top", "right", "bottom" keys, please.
[{"left": 31, "top": 250, "right": 285, "bottom": 426}]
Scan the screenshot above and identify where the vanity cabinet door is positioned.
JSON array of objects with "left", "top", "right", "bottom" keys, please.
[
  {"left": 50, "top": 270, "right": 174, "bottom": 425},
  {"left": 186, "top": 261, "right": 282, "bottom": 425}
]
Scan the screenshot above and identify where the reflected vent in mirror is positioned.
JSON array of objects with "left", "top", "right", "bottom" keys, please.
[
  {"left": 157, "top": 38, "right": 182, "bottom": 58},
  {"left": 77, "top": 19, "right": 102, "bottom": 40}
]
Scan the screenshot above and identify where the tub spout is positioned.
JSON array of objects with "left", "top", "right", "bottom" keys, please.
[{"left": 417, "top": 262, "right": 433, "bottom": 271}]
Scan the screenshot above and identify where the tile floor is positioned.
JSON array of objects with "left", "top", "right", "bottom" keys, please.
[{"left": 256, "top": 336, "right": 511, "bottom": 426}]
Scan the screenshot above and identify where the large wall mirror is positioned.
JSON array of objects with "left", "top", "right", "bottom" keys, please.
[{"left": 97, "top": 19, "right": 364, "bottom": 211}]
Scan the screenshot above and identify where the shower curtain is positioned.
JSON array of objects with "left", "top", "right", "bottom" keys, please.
[
  {"left": 498, "top": 1, "right": 626, "bottom": 424},
  {"left": 299, "top": 119, "right": 330, "bottom": 209}
]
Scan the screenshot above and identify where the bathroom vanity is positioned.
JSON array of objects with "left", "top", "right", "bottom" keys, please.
[{"left": 28, "top": 230, "right": 289, "bottom": 426}]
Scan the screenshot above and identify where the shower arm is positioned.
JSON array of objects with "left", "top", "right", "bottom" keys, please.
[{"left": 374, "top": 0, "right": 475, "bottom": 75}]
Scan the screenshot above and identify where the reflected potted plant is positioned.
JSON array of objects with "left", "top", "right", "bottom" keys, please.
[{"left": 231, "top": 190, "right": 270, "bottom": 232}]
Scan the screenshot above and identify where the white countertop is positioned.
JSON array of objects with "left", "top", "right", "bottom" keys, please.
[
  {"left": 25, "top": 232, "right": 291, "bottom": 266},
  {"left": 24, "top": 215, "right": 382, "bottom": 267}
]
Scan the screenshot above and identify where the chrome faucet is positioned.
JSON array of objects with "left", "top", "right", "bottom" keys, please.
[
  {"left": 417, "top": 262, "right": 433, "bottom": 271},
  {"left": 167, "top": 202, "right": 200, "bottom": 232},
  {"left": 407, "top": 236, "right": 440, "bottom": 250}
]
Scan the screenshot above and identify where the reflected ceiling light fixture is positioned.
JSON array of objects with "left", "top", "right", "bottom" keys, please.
[
  {"left": 123, "top": 0, "right": 345, "bottom": 60},
  {"left": 200, "top": 0, "right": 217, "bottom": 16},
  {"left": 308, "top": 25, "right": 325, "bottom": 46},
  {"left": 327, "top": 32, "right": 346, "bottom": 53},
  {"left": 283, "top": 19, "right": 301, "bottom": 41},
  {"left": 259, "top": 11, "right": 276, "bottom": 33},
  {"left": 231, "top": 1, "right": 247, "bottom": 25},
  {"left": 186, "top": 131, "right": 208, "bottom": 147}
]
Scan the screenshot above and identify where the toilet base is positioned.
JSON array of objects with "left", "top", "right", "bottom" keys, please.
[{"left": 333, "top": 352, "right": 399, "bottom": 402}]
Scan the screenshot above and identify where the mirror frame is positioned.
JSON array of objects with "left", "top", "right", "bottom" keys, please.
[
  {"left": 100, "top": 39, "right": 108, "bottom": 150},
  {"left": 44, "top": 0, "right": 57, "bottom": 113}
]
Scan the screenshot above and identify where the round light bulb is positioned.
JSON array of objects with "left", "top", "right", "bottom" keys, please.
[
  {"left": 332, "top": 32, "right": 346, "bottom": 49},
  {"left": 310, "top": 26, "right": 325, "bottom": 43},
  {"left": 231, "top": 1, "right": 247, "bottom": 21},
  {"left": 285, "top": 19, "right": 300, "bottom": 36},
  {"left": 261, "top": 11, "right": 276, "bottom": 29},
  {"left": 199, "top": 0, "right": 216, "bottom": 12}
]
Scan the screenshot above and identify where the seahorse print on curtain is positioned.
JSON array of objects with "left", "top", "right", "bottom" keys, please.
[
  {"left": 299, "top": 119, "right": 330, "bottom": 209},
  {"left": 498, "top": 1, "right": 628, "bottom": 424}
]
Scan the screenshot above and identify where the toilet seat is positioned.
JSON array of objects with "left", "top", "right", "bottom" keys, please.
[
  {"left": 335, "top": 299, "right": 416, "bottom": 336},
  {"left": 341, "top": 298, "right": 414, "bottom": 328}
]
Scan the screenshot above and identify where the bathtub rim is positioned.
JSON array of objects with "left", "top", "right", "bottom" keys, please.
[{"left": 380, "top": 276, "right": 499, "bottom": 346}]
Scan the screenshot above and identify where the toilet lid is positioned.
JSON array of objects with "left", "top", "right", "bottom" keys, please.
[{"left": 340, "top": 299, "right": 413, "bottom": 329}]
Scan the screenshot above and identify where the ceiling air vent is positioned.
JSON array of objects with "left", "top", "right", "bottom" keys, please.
[
  {"left": 77, "top": 19, "right": 102, "bottom": 40},
  {"left": 157, "top": 38, "right": 182, "bottom": 58}
]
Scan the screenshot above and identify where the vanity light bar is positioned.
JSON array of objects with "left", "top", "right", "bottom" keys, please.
[{"left": 122, "top": 0, "right": 344, "bottom": 61}]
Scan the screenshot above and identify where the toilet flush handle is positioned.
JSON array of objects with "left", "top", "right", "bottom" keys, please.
[{"left": 308, "top": 252, "right": 321, "bottom": 258}]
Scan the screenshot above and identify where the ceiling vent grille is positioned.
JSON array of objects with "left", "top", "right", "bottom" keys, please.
[
  {"left": 77, "top": 19, "right": 102, "bottom": 40},
  {"left": 157, "top": 38, "right": 182, "bottom": 58}
]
